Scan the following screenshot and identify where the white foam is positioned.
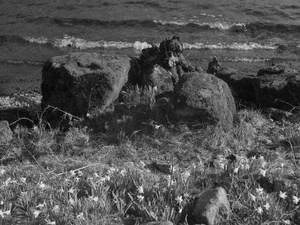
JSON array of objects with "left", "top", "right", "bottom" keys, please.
[
  {"left": 183, "top": 42, "right": 277, "bottom": 50},
  {"left": 24, "top": 35, "right": 277, "bottom": 51},
  {"left": 24, "top": 36, "right": 49, "bottom": 44},
  {"left": 153, "top": 19, "right": 246, "bottom": 31}
]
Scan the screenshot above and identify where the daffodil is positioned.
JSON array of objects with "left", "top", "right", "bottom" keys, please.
[
  {"left": 33, "top": 209, "right": 41, "bottom": 218},
  {"left": 249, "top": 193, "right": 256, "bottom": 201},
  {"left": 293, "top": 196, "right": 300, "bottom": 204},
  {"left": 120, "top": 169, "right": 127, "bottom": 177},
  {"left": 0, "top": 209, "right": 10, "bottom": 218},
  {"left": 259, "top": 169, "right": 266, "bottom": 177},
  {"left": 282, "top": 219, "right": 291, "bottom": 225},
  {"left": 256, "top": 206, "right": 263, "bottom": 214},
  {"left": 175, "top": 196, "right": 183, "bottom": 204},
  {"left": 279, "top": 191, "right": 287, "bottom": 199},
  {"left": 77, "top": 212, "right": 84, "bottom": 220},
  {"left": 256, "top": 187, "right": 264, "bottom": 195},
  {"left": 137, "top": 185, "right": 144, "bottom": 194},
  {"left": 264, "top": 202, "right": 270, "bottom": 210},
  {"left": 137, "top": 195, "right": 144, "bottom": 202}
]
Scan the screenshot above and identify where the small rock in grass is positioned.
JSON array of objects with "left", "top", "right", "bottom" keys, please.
[
  {"left": 176, "top": 187, "right": 230, "bottom": 225},
  {"left": 0, "top": 120, "right": 13, "bottom": 145}
]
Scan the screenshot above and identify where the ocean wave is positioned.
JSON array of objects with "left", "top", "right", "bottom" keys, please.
[
  {"left": 22, "top": 35, "right": 277, "bottom": 51},
  {"left": 27, "top": 17, "right": 300, "bottom": 34},
  {"left": 182, "top": 42, "right": 277, "bottom": 50},
  {"left": 153, "top": 19, "right": 246, "bottom": 31}
]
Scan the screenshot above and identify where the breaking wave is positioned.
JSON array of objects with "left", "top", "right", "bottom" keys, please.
[{"left": 23, "top": 35, "right": 278, "bottom": 51}]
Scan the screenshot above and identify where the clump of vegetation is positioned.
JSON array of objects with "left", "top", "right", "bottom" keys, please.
[{"left": 0, "top": 105, "right": 300, "bottom": 224}]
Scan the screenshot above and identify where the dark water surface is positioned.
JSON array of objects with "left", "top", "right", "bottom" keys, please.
[{"left": 0, "top": 0, "right": 299, "bottom": 94}]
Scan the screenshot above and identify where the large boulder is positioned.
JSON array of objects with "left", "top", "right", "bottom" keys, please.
[
  {"left": 176, "top": 187, "right": 230, "bottom": 225},
  {"left": 167, "top": 72, "right": 236, "bottom": 130},
  {"left": 41, "top": 53, "right": 130, "bottom": 119},
  {"left": 0, "top": 120, "right": 13, "bottom": 145}
]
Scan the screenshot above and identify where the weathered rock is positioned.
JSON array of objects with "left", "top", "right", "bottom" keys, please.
[
  {"left": 0, "top": 120, "right": 13, "bottom": 145},
  {"left": 253, "top": 72, "right": 300, "bottom": 110},
  {"left": 177, "top": 187, "right": 230, "bottom": 225},
  {"left": 214, "top": 68, "right": 257, "bottom": 104},
  {"left": 41, "top": 53, "right": 130, "bottom": 119},
  {"left": 171, "top": 72, "right": 236, "bottom": 130},
  {"left": 214, "top": 65, "right": 300, "bottom": 111},
  {"left": 257, "top": 65, "right": 285, "bottom": 76}
]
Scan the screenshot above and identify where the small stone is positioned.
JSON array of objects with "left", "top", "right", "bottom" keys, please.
[
  {"left": 177, "top": 187, "right": 230, "bottom": 225},
  {"left": 0, "top": 121, "right": 13, "bottom": 145}
]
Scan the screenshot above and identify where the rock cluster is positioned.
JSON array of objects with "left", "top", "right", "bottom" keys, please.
[{"left": 41, "top": 36, "right": 237, "bottom": 130}]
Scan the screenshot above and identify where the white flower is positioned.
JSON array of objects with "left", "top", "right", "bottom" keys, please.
[
  {"left": 0, "top": 169, "right": 5, "bottom": 176},
  {"left": 108, "top": 167, "right": 116, "bottom": 175},
  {"left": 249, "top": 193, "right": 256, "bottom": 201},
  {"left": 38, "top": 182, "right": 47, "bottom": 190},
  {"left": 46, "top": 219, "right": 56, "bottom": 225},
  {"left": 140, "top": 161, "right": 146, "bottom": 167},
  {"left": 36, "top": 202, "right": 46, "bottom": 209},
  {"left": 89, "top": 196, "right": 99, "bottom": 202},
  {"left": 259, "top": 169, "right": 267, "bottom": 177},
  {"left": 33, "top": 209, "right": 41, "bottom": 218},
  {"left": 264, "top": 202, "right": 270, "bottom": 210},
  {"left": 178, "top": 207, "right": 183, "bottom": 213},
  {"left": 69, "top": 198, "right": 76, "bottom": 206},
  {"left": 154, "top": 124, "right": 161, "bottom": 130},
  {"left": 293, "top": 196, "right": 300, "bottom": 204},
  {"left": 137, "top": 195, "right": 144, "bottom": 202},
  {"left": 175, "top": 196, "right": 183, "bottom": 204},
  {"left": 77, "top": 212, "right": 84, "bottom": 220},
  {"left": 279, "top": 191, "right": 287, "bottom": 199},
  {"left": 0, "top": 209, "right": 10, "bottom": 218},
  {"left": 52, "top": 205, "right": 60, "bottom": 214},
  {"left": 233, "top": 167, "right": 239, "bottom": 174},
  {"left": 68, "top": 188, "right": 75, "bottom": 194},
  {"left": 20, "top": 177, "right": 26, "bottom": 183},
  {"left": 182, "top": 170, "right": 191, "bottom": 183},
  {"left": 120, "top": 169, "right": 127, "bottom": 177},
  {"left": 94, "top": 172, "right": 99, "bottom": 178},
  {"left": 256, "top": 206, "right": 263, "bottom": 214},
  {"left": 282, "top": 220, "right": 291, "bottom": 225},
  {"left": 137, "top": 186, "right": 144, "bottom": 194},
  {"left": 256, "top": 187, "right": 264, "bottom": 195}
]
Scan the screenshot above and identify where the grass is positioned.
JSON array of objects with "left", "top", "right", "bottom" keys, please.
[{"left": 0, "top": 89, "right": 300, "bottom": 225}]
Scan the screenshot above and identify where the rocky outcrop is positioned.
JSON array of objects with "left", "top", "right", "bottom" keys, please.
[
  {"left": 0, "top": 120, "right": 13, "bottom": 145},
  {"left": 253, "top": 71, "right": 300, "bottom": 110},
  {"left": 208, "top": 58, "right": 300, "bottom": 111},
  {"left": 41, "top": 53, "right": 130, "bottom": 120},
  {"left": 166, "top": 72, "right": 236, "bottom": 130},
  {"left": 176, "top": 187, "right": 230, "bottom": 225}
]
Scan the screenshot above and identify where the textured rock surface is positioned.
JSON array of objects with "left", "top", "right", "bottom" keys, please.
[
  {"left": 214, "top": 63, "right": 300, "bottom": 110},
  {"left": 0, "top": 120, "right": 13, "bottom": 145},
  {"left": 253, "top": 72, "right": 300, "bottom": 110},
  {"left": 41, "top": 53, "right": 130, "bottom": 118},
  {"left": 171, "top": 72, "right": 236, "bottom": 130},
  {"left": 177, "top": 187, "right": 230, "bottom": 225}
]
